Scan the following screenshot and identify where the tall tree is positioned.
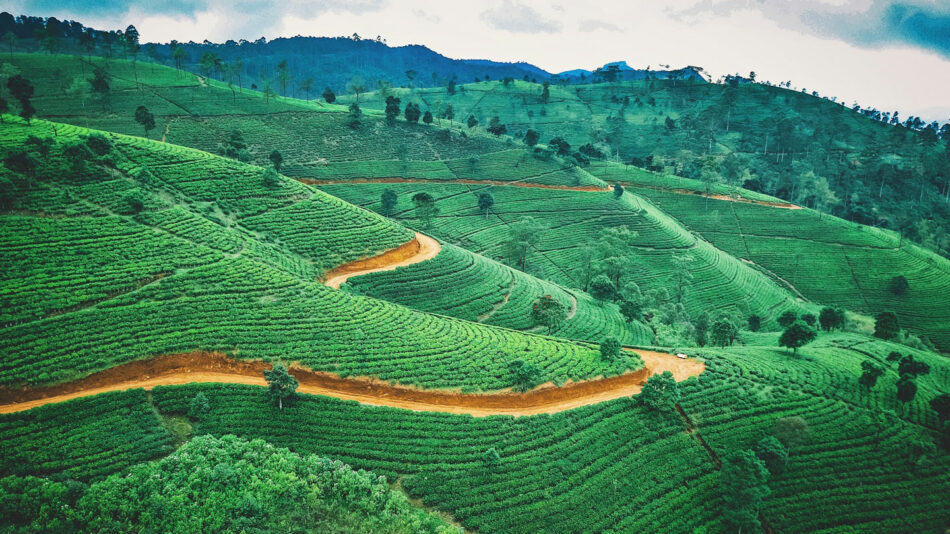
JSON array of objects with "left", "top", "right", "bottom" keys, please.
[
  {"left": 477, "top": 192, "right": 494, "bottom": 217},
  {"left": 6, "top": 75, "right": 35, "bottom": 124},
  {"left": 133, "top": 105, "right": 155, "bottom": 139},
  {"left": 322, "top": 87, "right": 336, "bottom": 103},
  {"left": 299, "top": 77, "right": 314, "bottom": 101},
  {"left": 508, "top": 359, "right": 541, "bottom": 392},
  {"left": 263, "top": 364, "right": 298, "bottom": 410},
  {"left": 380, "top": 189, "right": 398, "bottom": 217},
  {"left": 530, "top": 295, "right": 566, "bottom": 334},
  {"left": 720, "top": 449, "right": 770, "bottom": 533},
  {"left": 503, "top": 216, "right": 544, "bottom": 271},
  {"left": 269, "top": 150, "right": 283, "bottom": 172},
  {"left": 347, "top": 76, "right": 366, "bottom": 103},
  {"left": 385, "top": 95, "right": 401, "bottom": 125},
  {"left": 779, "top": 321, "right": 817, "bottom": 354},
  {"left": 639, "top": 371, "right": 680, "bottom": 410},
  {"left": 874, "top": 311, "right": 900, "bottom": 340},
  {"left": 411, "top": 192, "right": 439, "bottom": 228},
  {"left": 276, "top": 59, "right": 291, "bottom": 96}
]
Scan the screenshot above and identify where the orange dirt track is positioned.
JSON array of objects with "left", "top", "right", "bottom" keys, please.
[
  {"left": 0, "top": 350, "right": 704, "bottom": 417},
  {"left": 322, "top": 232, "right": 441, "bottom": 289}
]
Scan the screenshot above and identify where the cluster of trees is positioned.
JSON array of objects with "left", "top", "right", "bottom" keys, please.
[{"left": 0, "top": 434, "right": 453, "bottom": 533}]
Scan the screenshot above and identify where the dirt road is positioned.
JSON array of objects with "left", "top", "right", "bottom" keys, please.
[
  {"left": 323, "top": 233, "right": 441, "bottom": 289},
  {"left": 0, "top": 350, "right": 704, "bottom": 417}
]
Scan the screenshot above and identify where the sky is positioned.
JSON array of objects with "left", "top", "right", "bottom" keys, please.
[{"left": 9, "top": 0, "right": 950, "bottom": 122}]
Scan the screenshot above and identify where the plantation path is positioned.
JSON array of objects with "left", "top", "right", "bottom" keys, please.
[
  {"left": 322, "top": 233, "right": 441, "bottom": 289},
  {"left": 632, "top": 183, "right": 802, "bottom": 209},
  {"left": 0, "top": 350, "right": 704, "bottom": 417},
  {"left": 299, "top": 177, "right": 608, "bottom": 192}
]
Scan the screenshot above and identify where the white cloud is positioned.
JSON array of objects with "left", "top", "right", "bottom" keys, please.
[
  {"left": 480, "top": 0, "right": 562, "bottom": 34},
  {"left": 578, "top": 19, "right": 622, "bottom": 33}
]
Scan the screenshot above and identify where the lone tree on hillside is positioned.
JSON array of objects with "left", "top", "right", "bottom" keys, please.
[
  {"left": 384, "top": 96, "right": 401, "bottom": 125},
  {"left": 322, "top": 87, "right": 336, "bottom": 103},
  {"left": 466, "top": 114, "right": 478, "bottom": 128},
  {"left": 531, "top": 295, "right": 567, "bottom": 334},
  {"left": 508, "top": 359, "right": 541, "bottom": 392},
  {"left": 380, "top": 189, "right": 398, "bottom": 217},
  {"left": 721, "top": 449, "right": 770, "bottom": 533},
  {"left": 819, "top": 307, "right": 845, "bottom": 331},
  {"left": 264, "top": 364, "right": 298, "bottom": 410},
  {"left": 874, "top": 311, "right": 900, "bottom": 340},
  {"left": 487, "top": 116, "right": 506, "bottom": 136},
  {"left": 889, "top": 275, "right": 909, "bottom": 296},
  {"left": 268, "top": 150, "right": 283, "bottom": 172},
  {"left": 639, "top": 371, "right": 680, "bottom": 411},
  {"left": 404, "top": 102, "right": 421, "bottom": 123},
  {"left": 503, "top": 216, "right": 544, "bottom": 271},
  {"left": 898, "top": 355, "right": 930, "bottom": 379},
  {"left": 599, "top": 337, "right": 621, "bottom": 361},
  {"left": 710, "top": 317, "right": 739, "bottom": 348},
  {"left": 134, "top": 105, "right": 155, "bottom": 139},
  {"left": 777, "top": 311, "right": 797, "bottom": 328},
  {"left": 613, "top": 184, "right": 624, "bottom": 198},
  {"left": 422, "top": 110, "right": 433, "bottom": 125},
  {"left": 7, "top": 75, "right": 35, "bottom": 124},
  {"left": 524, "top": 128, "right": 540, "bottom": 147},
  {"left": 858, "top": 361, "right": 884, "bottom": 394},
  {"left": 548, "top": 137, "right": 571, "bottom": 156},
  {"left": 779, "top": 321, "right": 816, "bottom": 354},
  {"left": 747, "top": 314, "right": 762, "bottom": 332},
  {"left": 411, "top": 192, "right": 438, "bottom": 228},
  {"left": 478, "top": 192, "right": 494, "bottom": 217},
  {"left": 801, "top": 313, "right": 817, "bottom": 326},
  {"left": 896, "top": 375, "right": 917, "bottom": 412}
]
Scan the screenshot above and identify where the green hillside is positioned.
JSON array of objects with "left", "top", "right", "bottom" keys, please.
[
  {"left": 0, "top": 118, "right": 638, "bottom": 390},
  {"left": 321, "top": 181, "right": 808, "bottom": 332},
  {"left": 590, "top": 162, "right": 950, "bottom": 349},
  {"left": 341, "top": 78, "right": 950, "bottom": 256},
  {"left": 2, "top": 47, "right": 949, "bottom": 534}
]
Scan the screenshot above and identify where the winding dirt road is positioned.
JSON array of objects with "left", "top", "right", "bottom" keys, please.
[
  {"left": 323, "top": 233, "right": 441, "bottom": 289},
  {"left": 0, "top": 350, "right": 704, "bottom": 417}
]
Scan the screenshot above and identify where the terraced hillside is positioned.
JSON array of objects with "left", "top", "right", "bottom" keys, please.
[
  {"left": 6, "top": 333, "right": 945, "bottom": 533},
  {"left": 590, "top": 162, "right": 950, "bottom": 349},
  {"left": 320, "top": 181, "right": 808, "bottom": 329},
  {"left": 0, "top": 118, "right": 638, "bottom": 390}
]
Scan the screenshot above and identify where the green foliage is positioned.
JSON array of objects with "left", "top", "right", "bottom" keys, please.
[
  {"left": 818, "top": 307, "right": 844, "bottom": 331},
  {"left": 710, "top": 317, "right": 739, "bottom": 348},
  {"left": 931, "top": 394, "right": 950, "bottom": 424},
  {"left": 263, "top": 364, "right": 298, "bottom": 410},
  {"left": 188, "top": 392, "right": 211, "bottom": 420},
  {"left": 747, "top": 314, "right": 761, "bottom": 332},
  {"left": 777, "top": 310, "right": 797, "bottom": 327},
  {"left": 589, "top": 274, "right": 617, "bottom": 301},
  {"left": 322, "top": 87, "right": 335, "bottom": 103},
  {"left": 779, "top": 321, "right": 817, "bottom": 353},
  {"left": 411, "top": 191, "right": 438, "bottom": 228},
  {"left": 896, "top": 375, "right": 917, "bottom": 405},
  {"left": 404, "top": 102, "right": 421, "bottom": 123},
  {"left": 384, "top": 95, "right": 400, "bottom": 125},
  {"left": 133, "top": 105, "right": 154, "bottom": 138},
  {"left": 0, "top": 435, "right": 452, "bottom": 534},
  {"left": 268, "top": 149, "right": 282, "bottom": 171},
  {"left": 720, "top": 449, "right": 770, "bottom": 533},
  {"left": 639, "top": 370, "right": 680, "bottom": 410},
  {"left": 599, "top": 337, "right": 621, "bottom": 361},
  {"left": 486, "top": 116, "right": 506, "bottom": 136},
  {"left": 801, "top": 312, "right": 817, "bottom": 326},
  {"left": 612, "top": 183, "right": 624, "bottom": 198},
  {"left": 466, "top": 114, "right": 478, "bottom": 128},
  {"left": 380, "top": 188, "right": 398, "bottom": 217},
  {"left": 262, "top": 167, "right": 279, "bottom": 187},
  {"left": 523, "top": 128, "right": 539, "bottom": 147},
  {"left": 889, "top": 275, "right": 909, "bottom": 296},
  {"left": 754, "top": 436, "right": 788, "bottom": 475},
  {"left": 477, "top": 191, "right": 493, "bottom": 215},
  {"left": 874, "top": 311, "right": 900, "bottom": 340},
  {"left": 531, "top": 294, "right": 567, "bottom": 334},
  {"left": 859, "top": 361, "right": 884, "bottom": 391},
  {"left": 508, "top": 359, "right": 541, "bottom": 392}
]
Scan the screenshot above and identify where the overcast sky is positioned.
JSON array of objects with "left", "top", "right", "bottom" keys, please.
[{"left": 10, "top": 0, "right": 950, "bottom": 122}]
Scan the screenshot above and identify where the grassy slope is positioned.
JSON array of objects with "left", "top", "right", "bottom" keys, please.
[
  {"left": 321, "top": 181, "right": 808, "bottom": 329},
  {"left": 0, "top": 118, "right": 638, "bottom": 390},
  {"left": 593, "top": 162, "right": 950, "bottom": 348}
]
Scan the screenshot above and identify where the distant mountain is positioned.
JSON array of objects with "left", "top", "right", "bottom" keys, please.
[{"left": 556, "top": 61, "right": 708, "bottom": 83}]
